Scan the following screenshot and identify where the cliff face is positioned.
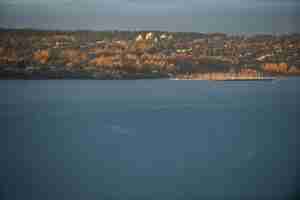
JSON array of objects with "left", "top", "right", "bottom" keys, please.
[
  {"left": 288, "top": 66, "right": 300, "bottom": 74},
  {"left": 176, "top": 68, "right": 263, "bottom": 80},
  {"left": 33, "top": 50, "right": 49, "bottom": 64},
  {"left": 262, "top": 63, "right": 288, "bottom": 73}
]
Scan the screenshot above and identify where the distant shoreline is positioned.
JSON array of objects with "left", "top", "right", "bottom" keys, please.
[
  {"left": 0, "top": 72, "right": 283, "bottom": 81},
  {"left": 171, "top": 78, "right": 276, "bottom": 81},
  {"left": 1, "top": 29, "right": 300, "bottom": 79}
]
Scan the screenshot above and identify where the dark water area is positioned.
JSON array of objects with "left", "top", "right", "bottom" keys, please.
[{"left": 0, "top": 78, "right": 299, "bottom": 200}]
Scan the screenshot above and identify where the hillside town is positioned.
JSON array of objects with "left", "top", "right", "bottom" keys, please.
[{"left": 0, "top": 29, "right": 300, "bottom": 79}]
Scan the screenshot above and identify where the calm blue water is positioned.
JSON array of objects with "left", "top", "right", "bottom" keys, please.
[{"left": 0, "top": 79, "right": 299, "bottom": 200}]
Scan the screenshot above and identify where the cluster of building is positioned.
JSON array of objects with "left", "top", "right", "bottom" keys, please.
[{"left": 0, "top": 29, "right": 300, "bottom": 79}]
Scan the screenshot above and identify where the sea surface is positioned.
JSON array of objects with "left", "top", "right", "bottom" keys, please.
[{"left": 0, "top": 78, "right": 299, "bottom": 200}]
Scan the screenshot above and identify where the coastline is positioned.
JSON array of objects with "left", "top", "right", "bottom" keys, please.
[
  {"left": 172, "top": 72, "right": 280, "bottom": 81},
  {"left": 1, "top": 29, "right": 300, "bottom": 82},
  {"left": 170, "top": 78, "right": 276, "bottom": 81},
  {"left": 171, "top": 76, "right": 277, "bottom": 81},
  {"left": 0, "top": 73, "right": 281, "bottom": 81},
  {"left": 0, "top": 67, "right": 295, "bottom": 81}
]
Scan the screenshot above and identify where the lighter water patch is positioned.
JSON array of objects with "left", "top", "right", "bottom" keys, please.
[{"left": 110, "top": 125, "right": 136, "bottom": 136}]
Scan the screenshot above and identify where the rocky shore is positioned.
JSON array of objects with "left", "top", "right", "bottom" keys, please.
[{"left": 0, "top": 68, "right": 170, "bottom": 80}]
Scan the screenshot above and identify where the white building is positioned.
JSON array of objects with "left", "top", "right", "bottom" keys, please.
[
  {"left": 160, "top": 34, "right": 167, "bottom": 40},
  {"left": 168, "top": 35, "right": 173, "bottom": 40},
  {"left": 136, "top": 34, "right": 143, "bottom": 42},
  {"left": 145, "top": 32, "right": 153, "bottom": 40}
]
